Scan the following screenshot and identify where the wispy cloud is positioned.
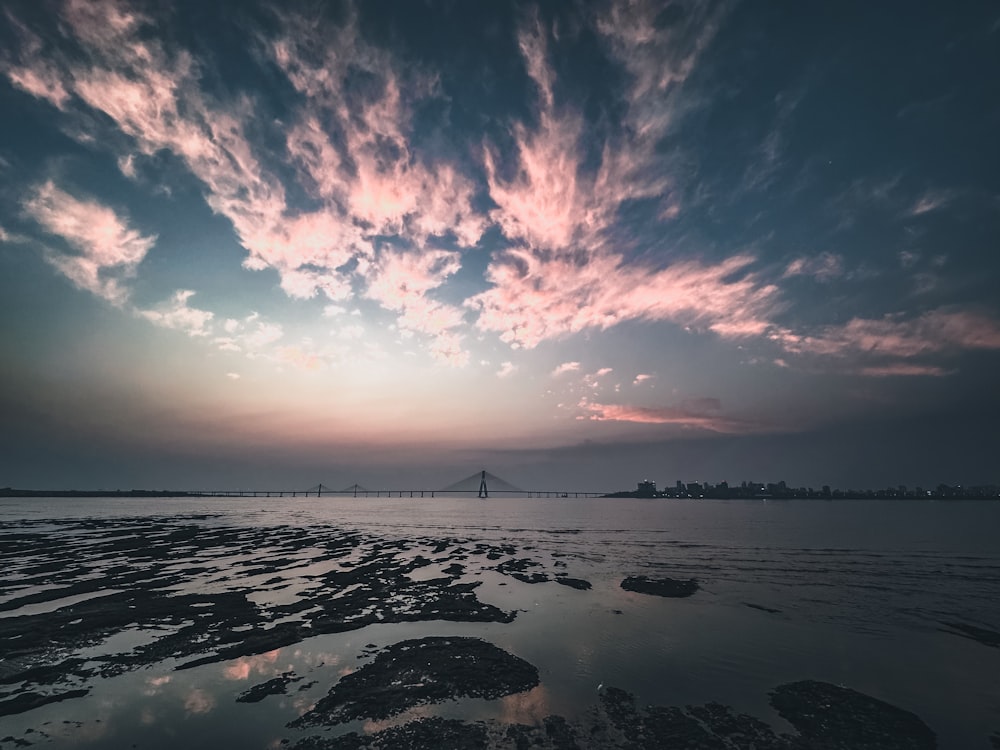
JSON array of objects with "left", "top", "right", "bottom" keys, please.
[
  {"left": 5, "top": 0, "right": 367, "bottom": 308},
  {"left": 772, "top": 309, "right": 1000, "bottom": 358},
  {"left": 578, "top": 397, "right": 747, "bottom": 433},
  {"left": 21, "top": 181, "right": 155, "bottom": 305},
  {"left": 213, "top": 312, "right": 283, "bottom": 354},
  {"left": 632, "top": 373, "right": 653, "bottom": 385},
  {"left": 471, "top": 250, "right": 778, "bottom": 348},
  {"left": 742, "top": 89, "right": 804, "bottom": 193},
  {"left": 907, "top": 189, "right": 955, "bottom": 217},
  {"left": 363, "top": 247, "right": 468, "bottom": 366},
  {"left": 552, "top": 361, "right": 582, "bottom": 377},
  {"left": 472, "top": 11, "right": 778, "bottom": 349},
  {"left": 138, "top": 290, "right": 214, "bottom": 337},
  {"left": 497, "top": 361, "right": 517, "bottom": 378},
  {"left": 783, "top": 252, "right": 844, "bottom": 282},
  {"left": 858, "top": 364, "right": 953, "bottom": 377}
]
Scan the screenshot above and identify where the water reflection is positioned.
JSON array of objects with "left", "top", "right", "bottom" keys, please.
[
  {"left": 184, "top": 688, "right": 215, "bottom": 715},
  {"left": 223, "top": 649, "right": 281, "bottom": 681},
  {"left": 0, "top": 497, "right": 997, "bottom": 749}
]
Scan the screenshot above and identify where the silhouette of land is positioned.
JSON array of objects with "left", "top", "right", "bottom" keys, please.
[
  {"left": 605, "top": 478, "right": 1000, "bottom": 499},
  {"left": 2, "top": 477, "right": 998, "bottom": 500}
]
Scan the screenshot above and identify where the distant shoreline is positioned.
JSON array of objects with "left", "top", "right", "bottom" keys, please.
[
  {"left": 0, "top": 488, "right": 210, "bottom": 498},
  {"left": 2, "top": 487, "right": 998, "bottom": 500}
]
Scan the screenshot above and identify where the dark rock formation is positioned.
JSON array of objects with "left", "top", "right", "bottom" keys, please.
[
  {"left": 288, "top": 636, "right": 539, "bottom": 727},
  {"left": 620, "top": 575, "right": 698, "bottom": 598}
]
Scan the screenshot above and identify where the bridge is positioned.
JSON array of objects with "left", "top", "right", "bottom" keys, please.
[{"left": 196, "top": 470, "right": 606, "bottom": 499}]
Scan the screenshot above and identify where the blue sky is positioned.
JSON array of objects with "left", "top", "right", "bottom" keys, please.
[{"left": 1, "top": 0, "right": 999, "bottom": 491}]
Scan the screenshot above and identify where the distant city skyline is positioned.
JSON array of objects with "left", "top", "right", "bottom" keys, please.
[{"left": 1, "top": 1, "right": 999, "bottom": 490}]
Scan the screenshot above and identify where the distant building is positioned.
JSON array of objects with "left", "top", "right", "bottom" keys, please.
[{"left": 637, "top": 480, "right": 657, "bottom": 497}]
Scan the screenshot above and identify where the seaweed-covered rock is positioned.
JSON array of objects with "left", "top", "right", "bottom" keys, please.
[
  {"left": 288, "top": 637, "right": 539, "bottom": 727},
  {"left": 542, "top": 715, "right": 580, "bottom": 749},
  {"left": 286, "top": 681, "right": 941, "bottom": 750},
  {"left": 620, "top": 575, "right": 698, "bottom": 598},
  {"left": 236, "top": 672, "right": 297, "bottom": 703},
  {"left": 0, "top": 689, "right": 89, "bottom": 717},
  {"left": 496, "top": 558, "right": 549, "bottom": 584},
  {"left": 596, "top": 687, "right": 787, "bottom": 749},
  {"left": 770, "top": 680, "right": 936, "bottom": 750},
  {"left": 292, "top": 717, "right": 488, "bottom": 749}
]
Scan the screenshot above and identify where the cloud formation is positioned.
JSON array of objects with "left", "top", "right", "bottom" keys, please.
[
  {"left": 773, "top": 309, "right": 1000, "bottom": 359},
  {"left": 471, "top": 11, "right": 780, "bottom": 348},
  {"left": 551, "top": 362, "right": 581, "bottom": 377},
  {"left": 22, "top": 181, "right": 155, "bottom": 305},
  {"left": 138, "top": 290, "right": 214, "bottom": 337},
  {"left": 578, "top": 396, "right": 747, "bottom": 433},
  {"left": 4, "top": 0, "right": 1000, "bottom": 422},
  {"left": 783, "top": 252, "right": 844, "bottom": 282}
]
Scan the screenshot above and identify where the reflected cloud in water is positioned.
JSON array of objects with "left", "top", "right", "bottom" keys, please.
[
  {"left": 184, "top": 688, "right": 215, "bottom": 715},
  {"left": 223, "top": 649, "right": 282, "bottom": 680}
]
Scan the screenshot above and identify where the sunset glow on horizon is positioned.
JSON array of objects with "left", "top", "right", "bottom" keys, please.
[{"left": 2, "top": 0, "right": 999, "bottom": 490}]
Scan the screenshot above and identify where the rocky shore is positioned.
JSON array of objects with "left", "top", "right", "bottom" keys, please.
[{"left": 0, "top": 514, "right": 995, "bottom": 748}]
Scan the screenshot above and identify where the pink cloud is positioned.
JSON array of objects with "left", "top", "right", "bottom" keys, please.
[
  {"left": 138, "top": 290, "right": 214, "bottom": 337},
  {"left": 497, "top": 361, "right": 517, "bottom": 378},
  {"left": 551, "top": 362, "right": 581, "bottom": 377},
  {"left": 473, "top": 14, "right": 779, "bottom": 349},
  {"left": 632, "top": 373, "right": 653, "bottom": 385},
  {"left": 364, "top": 247, "right": 469, "bottom": 365},
  {"left": 579, "top": 398, "right": 746, "bottom": 433},
  {"left": 6, "top": 63, "right": 71, "bottom": 108},
  {"left": 470, "top": 250, "right": 778, "bottom": 348},
  {"left": 859, "top": 364, "right": 953, "bottom": 377},
  {"left": 484, "top": 7, "right": 699, "bottom": 255},
  {"left": 782, "top": 252, "right": 844, "bottom": 282},
  {"left": 183, "top": 688, "right": 215, "bottom": 715},
  {"left": 773, "top": 309, "right": 1000, "bottom": 358},
  {"left": 223, "top": 650, "right": 281, "bottom": 681},
  {"left": 596, "top": 0, "right": 726, "bottom": 102},
  {"left": 594, "top": 0, "right": 728, "bottom": 192},
  {"left": 273, "top": 10, "right": 486, "bottom": 250},
  {"left": 22, "top": 181, "right": 155, "bottom": 305},
  {"left": 5, "top": 0, "right": 366, "bottom": 306}
]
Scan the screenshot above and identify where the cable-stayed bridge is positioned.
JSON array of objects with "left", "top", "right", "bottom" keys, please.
[{"left": 196, "top": 471, "right": 605, "bottom": 498}]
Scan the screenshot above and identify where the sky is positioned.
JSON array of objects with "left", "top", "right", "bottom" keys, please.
[{"left": 1, "top": 0, "right": 999, "bottom": 492}]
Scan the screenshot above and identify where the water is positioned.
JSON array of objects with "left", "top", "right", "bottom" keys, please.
[{"left": 1, "top": 496, "right": 998, "bottom": 748}]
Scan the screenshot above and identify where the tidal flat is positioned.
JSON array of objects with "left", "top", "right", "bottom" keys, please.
[{"left": 1, "top": 496, "right": 998, "bottom": 748}]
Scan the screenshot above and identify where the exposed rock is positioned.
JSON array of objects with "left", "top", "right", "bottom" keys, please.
[
  {"left": 0, "top": 689, "right": 89, "bottom": 717},
  {"left": 291, "top": 717, "right": 488, "bottom": 749},
  {"left": 620, "top": 575, "right": 698, "bottom": 598},
  {"left": 288, "top": 637, "right": 539, "bottom": 727},
  {"left": 770, "top": 680, "right": 936, "bottom": 749},
  {"left": 236, "top": 672, "right": 297, "bottom": 703},
  {"left": 496, "top": 558, "right": 550, "bottom": 584}
]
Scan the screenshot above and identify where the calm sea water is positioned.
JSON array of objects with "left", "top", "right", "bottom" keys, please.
[{"left": 1, "top": 496, "right": 998, "bottom": 748}]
